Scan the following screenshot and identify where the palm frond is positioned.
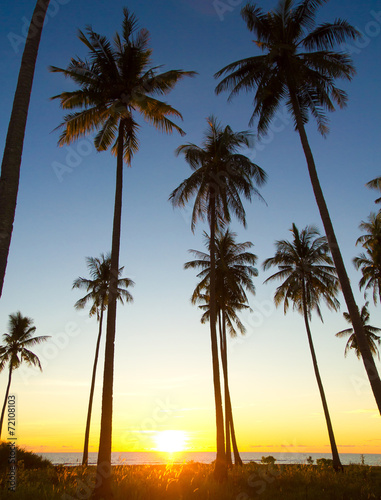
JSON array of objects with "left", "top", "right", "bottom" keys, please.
[
  {"left": 215, "top": 0, "right": 358, "bottom": 139},
  {"left": 263, "top": 223, "right": 339, "bottom": 318},
  {"left": 302, "top": 20, "right": 360, "bottom": 51}
]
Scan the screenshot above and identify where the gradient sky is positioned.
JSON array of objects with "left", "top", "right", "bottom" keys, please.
[{"left": 0, "top": 0, "right": 380, "bottom": 456}]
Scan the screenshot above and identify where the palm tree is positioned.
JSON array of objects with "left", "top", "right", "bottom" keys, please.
[
  {"left": 356, "top": 212, "right": 381, "bottom": 274},
  {"left": 336, "top": 302, "right": 381, "bottom": 360},
  {"left": 356, "top": 213, "right": 381, "bottom": 250},
  {"left": 0, "top": 312, "right": 49, "bottom": 438},
  {"left": 50, "top": 10, "right": 194, "bottom": 497},
  {"left": 73, "top": 254, "right": 134, "bottom": 467},
  {"left": 0, "top": 0, "right": 51, "bottom": 297},
  {"left": 354, "top": 247, "right": 381, "bottom": 306},
  {"left": 366, "top": 177, "right": 381, "bottom": 205},
  {"left": 263, "top": 224, "right": 343, "bottom": 471},
  {"left": 215, "top": 0, "right": 381, "bottom": 413},
  {"left": 185, "top": 229, "right": 258, "bottom": 466},
  {"left": 354, "top": 213, "right": 381, "bottom": 305},
  {"left": 170, "top": 118, "right": 266, "bottom": 479}
]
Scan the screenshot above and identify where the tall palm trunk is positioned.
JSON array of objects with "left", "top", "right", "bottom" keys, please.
[
  {"left": 218, "top": 313, "right": 232, "bottom": 467},
  {"left": 229, "top": 400, "right": 242, "bottom": 467},
  {"left": 209, "top": 202, "right": 227, "bottom": 481},
  {"left": 0, "top": 0, "right": 50, "bottom": 298},
  {"left": 302, "top": 282, "right": 343, "bottom": 472},
  {"left": 0, "top": 366, "right": 13, "bottom": 438},
  {"left": 92, "top": 121, "right": 125, "bottom": 500},
  {"left": 82, "top": 304, "right": 105, "bottom": 466},
  {"left": 221, "top": 311, "right": 243, "bottom": 466},
  {"left": 289, "top": 90, "right": 381, "bottom": 414}
]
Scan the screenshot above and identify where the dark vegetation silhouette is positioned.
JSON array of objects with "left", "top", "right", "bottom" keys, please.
[
  {"left": 336, "top": 303, "right": 381, "bottom": 360},
  {"left": 170, "top": 116, "right": 266, "bottom": 479},
  {"left": 0, "top": 312, "right": 49, "bottom": 438},
  {"left": 0, "top": 442, "right": 52, "bottom": 471},
  {"left": 355, "top": 212, "right": 381, "bottom": 306},
  {"left": 73, "top": 254, "right": 134, "bottom": 467},
  {"left": 263, "top": 224, "right": 343, "bottom": 471},
  {"left": 215, "top": 0, "right": 381, "bottom": 413},
  {"left": 51, "top": 9, "right": 195, "bottom": 498},
  {"left": 185, "top": 229, "right": 258, "bottom": 466},
  {"left": 0, "top": 0, "right": 51, "bottom": 298}
]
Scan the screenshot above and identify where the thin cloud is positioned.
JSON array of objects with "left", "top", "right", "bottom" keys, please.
[
  {"left": 345, "top": 409, "right": 378, "bottom": 418},
  {"left": 345, "top": 409, "right": 376, "bottom": 414}
]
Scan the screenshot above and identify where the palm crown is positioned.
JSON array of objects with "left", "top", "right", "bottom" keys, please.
[
  {"left": 169, "top": 116, "right": 266, "bottom": 231},
  {"left": 215, "top": 0, "right": 359, "bottom": 136},
  {"left": 336, "top": 302, "right": 381, "bottom": 360},
  {"left": 73, "top": 253, "right": 134, "bottom": 318},
  {"left": 354, "top": 212, "right": 381, "bottom": 305},
  {"left": 50, "top": 8, "right": 195, "bottom": 163},
  {"left": 0, "top": 312, "right": 49, "bottom": 438},
  {"left": 354, "top": 248, "right": 381, "bottom": 306},
  {"left": 0, "top": 312, "right": 49, "bottom": 373},
  {"left": 185, "top": 229, "right": 258, "bottom": 336},
  {"left": 263, "top": 224, "right": 340, "bottom": 320},
  {"left": 356, "top": 212, "right": 381, "bottom": 249}
]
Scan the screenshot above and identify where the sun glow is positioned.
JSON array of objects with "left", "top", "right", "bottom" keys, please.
[{"left": 154, "top": 430, "right": 188, "bottom": 453}]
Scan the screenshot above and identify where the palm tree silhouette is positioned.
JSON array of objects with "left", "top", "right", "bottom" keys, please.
[
  {"left": 73, "top": 254, "right": 134, "bottom": 467},
  {"left": 186, "top": 229, "right": 257, "bottom": 466},
  {"left": 354, "top": 247, "right": 381, "bottom": 306},
  {"left": 355, "top": 213, "right": 381, "bottom": 304},
  {"left": 0, "top": 312, "right": 49, "bottom": 438},
  {"left": 356, "top": 213, "right": 381, "bottom": 250},
  {"left": 336, "top": 302, "right": 381, "bottom": 360},
  {"left": 170, "top": 118, "right": 265, "bottom": 478},
  {"left": 215, "top": 0, "right": 381, "bottom": 412},
  {"left": 0, "top": 0, "right": 51, "bottom": 297},
  {"left": 263, "top": 224, "right": 343, "bottom": 471},
  {"left": 50, "top": 9, "right": 194, "bottom": 496}
]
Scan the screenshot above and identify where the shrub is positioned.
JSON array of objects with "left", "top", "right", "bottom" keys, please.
[
  {"left": 261, "top": 455, "right": 276, "bottom": 465},
  {"left": 316, "top": 458, "right": 333, "bottom": 467},
  {"left": 0, "top": 442, "right": 52, "bottom": 471}
]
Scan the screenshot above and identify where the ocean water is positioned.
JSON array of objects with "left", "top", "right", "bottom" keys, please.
[{"left": 40, "top": 451, "right": 381, "bottom": 467}]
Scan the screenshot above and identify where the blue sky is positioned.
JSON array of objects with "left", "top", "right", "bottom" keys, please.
[{"left": 0, "top": 0, "right": 380, "bottom": 454}]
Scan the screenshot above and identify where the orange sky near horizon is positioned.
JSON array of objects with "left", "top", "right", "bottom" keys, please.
[{"left": 5, "top": 341, "right": 380, "bottom": 457}]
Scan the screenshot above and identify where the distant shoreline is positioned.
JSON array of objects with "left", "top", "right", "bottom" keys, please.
[
  {"left": 40, "top": 450, "right": 381, "bottom": 467},
  {"left": 52, "top": 463, "right": 381, "bottom": 470}
]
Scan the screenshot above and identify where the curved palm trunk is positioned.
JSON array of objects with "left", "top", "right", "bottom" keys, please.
[
  {"left": 218, "top": 313, "right": 232, "bottom": 467},
  {"left": 0, "top": 366, "right": 13, "bottom": 438},
  {"left": 289, "top": 90, "right": 381, "bottom": 414},
  {"left": 224, "top": 345, "right": 242, "bottom": 465},
  {"left": 82, "top": 305, "right": 104, "bottom": 467},
  {"left": 302, "top": 283, "right": 343, "bottom": 472},
  {"left": 0, "top": 0, "right": 50, "bottom": 298},
  {"left": 221, "top": 311, "right": 243, "bottom": 466},
  {"left": 229, "top": 401, "right": 242, "bottom": 467},
  {"left": 209, "top": 203, "right": 227, "bottom": 481},
  {"left": 92, "top": 121, "right": 125, "bottom": 499}
]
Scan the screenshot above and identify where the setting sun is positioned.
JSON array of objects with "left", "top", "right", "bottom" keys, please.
[{"left": 154, "top": 430, "right": 188, "bottom": 453}]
